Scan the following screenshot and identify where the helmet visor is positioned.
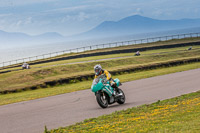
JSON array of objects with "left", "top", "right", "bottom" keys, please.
[{"left": 95, "top": 68, "right": 100, "bottom": 75}]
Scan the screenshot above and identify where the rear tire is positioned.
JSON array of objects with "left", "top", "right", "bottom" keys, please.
[
  {"left": 96, "top": 92, "right": 108, "bottom": 108},
  {"left": 117, "top": 88, "right": 125, "bottom": 104}
]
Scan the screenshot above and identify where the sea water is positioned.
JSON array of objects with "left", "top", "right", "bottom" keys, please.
[{"left": 0, "top": 27, "right": 200, "bottom": 64}]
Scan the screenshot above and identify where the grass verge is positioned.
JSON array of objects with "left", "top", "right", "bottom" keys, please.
[
  {"left": 49, "top": 90, "right": 200, "bottom": 133},
  {"left": 1, "top": 48, "right": 200, "bottom": 92},
  {"left": 1, "top": 37, "right": 200, "bottom": 72},
  {"left": 1, "top": 45, "right": 200, "bottom": 72},
  {"left": 0, "top": 62, "right": 200, "bottom": 106}
]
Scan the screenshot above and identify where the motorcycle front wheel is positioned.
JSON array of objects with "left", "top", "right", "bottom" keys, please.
[
  {"left": 117, "top": 88, "right": 125, "bottom": 104},
  {"left": 96, "top": 92, "right": 108, "bottom": 108}
]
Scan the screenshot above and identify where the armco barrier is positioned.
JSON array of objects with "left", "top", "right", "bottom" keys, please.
[
  {"left": 1, "top": 39, "right": 200, "bottom": 72},
  {"left": 0, "top": 32, "right": 200, "bottom": 68}
]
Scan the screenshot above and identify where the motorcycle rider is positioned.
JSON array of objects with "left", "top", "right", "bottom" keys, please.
[{"left": 94, "top": 64, "right": 118, "bottom": 96}]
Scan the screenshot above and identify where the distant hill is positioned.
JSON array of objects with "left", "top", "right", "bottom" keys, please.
[
  {"left": 1, "top": 15, "right": 200, "bottom": 48},
  {"left": 0, "top": 30, "right": 65, "bottom": 48},
  {"left": 34, "top": 32, "right": 64, "bottom": 39},
  {"left": 78, "top": 15, "right": 200, "bottom": 38},
  {"left": 0, "top": 30, "right": 30, "bottom": 41}
]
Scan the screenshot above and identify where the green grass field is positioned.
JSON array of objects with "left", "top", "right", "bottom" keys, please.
[
  {"left": 0, "top": 38, "right": 200, "bottom": 106},
  {"left": 1, "top": 46, "right": 200, "bottom": 92},
  {"left": 1, "top": 38, "right": 200, "bottom": 132},
  {"left": 0, "top": 62, "right": 200, "bottom": 106},
  {"left": 49, "top": 90, "right": 200, "bottom": 133},
  {"left": 1, "top": 37, "right": 200, "bottom": 72}
]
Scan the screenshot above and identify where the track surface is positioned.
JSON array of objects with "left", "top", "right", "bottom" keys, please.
[{"left": 0, "top": 68, "right": 200, "bottom": 133}]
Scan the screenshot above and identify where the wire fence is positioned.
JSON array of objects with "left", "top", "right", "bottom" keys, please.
[{"left": 0, "top": 32, "right": 200, "bottom": 68}]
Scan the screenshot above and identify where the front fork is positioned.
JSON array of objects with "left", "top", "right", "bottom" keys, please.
[{"left": 95, "top": 86, "right": 114, "bottom": 97}]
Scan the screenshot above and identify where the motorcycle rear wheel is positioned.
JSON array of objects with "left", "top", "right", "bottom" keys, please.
[{"left": 96, "top": 92, "right": 108, "bottom": 108}]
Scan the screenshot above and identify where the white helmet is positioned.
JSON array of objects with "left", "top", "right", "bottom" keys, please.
[{"left": 94, "top": 64, "right": 102, "bottom": 76}]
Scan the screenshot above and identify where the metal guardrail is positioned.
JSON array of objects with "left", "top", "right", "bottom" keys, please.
[{"left": 0, "top": 32, "right": 200, "bottom": 68}]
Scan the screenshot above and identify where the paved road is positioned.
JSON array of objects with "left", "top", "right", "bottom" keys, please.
[{"left": 0, "top": 68, "right": 200, "bottom": 133}]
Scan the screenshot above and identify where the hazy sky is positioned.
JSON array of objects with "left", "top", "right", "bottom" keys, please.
[{"left": 0, "top": 0, "right": 200, "bottom": 36}]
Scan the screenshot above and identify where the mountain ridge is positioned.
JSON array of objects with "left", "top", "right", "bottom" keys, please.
[
  {"left": 0, "top": 30, "right": 65, "bottom": 48},
  {"left": 79, "top": 15, "right": 200, "bottom": 38},
  {"left": 1, "top": 15, "right": 200, "bottom": 47}
]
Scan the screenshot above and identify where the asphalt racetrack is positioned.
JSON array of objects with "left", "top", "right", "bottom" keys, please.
[{"left": 0, "top": 68, "right": 200, "bottom": 133}]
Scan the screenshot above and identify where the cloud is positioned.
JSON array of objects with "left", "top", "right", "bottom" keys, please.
[
  {"left": 16, "top": 20, "right": 22, "bottom": 27},
  {"left": 1, "top": 0, "right": 200, "bottom": 36},
  {"left": 0, "top": 0, "right": 57, "bottom": 7},
  {"left": 46, "top": 5, "right": 90, "bottom": 13},
  {"left": 0, "top": 13, "right": 12, "bottom": 17},
  {"left": 136, "top": 8, "right": 143, "bottom": 14},
  {"left": 77, "top": 12, "right": 89, "bottom": 21},
  {"left": 24, "top": 17, "right": 33, "bottom": 24},
  {"left": 61, "top": 12, "right": 89, "bottom": 23},
  {"left": 130, "top": 8, "right": 144, "bottom": 16},
  {"left": 61, "top": 15, "right": 71, "bottom": 23}
]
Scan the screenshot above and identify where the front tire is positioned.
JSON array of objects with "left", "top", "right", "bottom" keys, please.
[
  {"left": 117, "top": 88, "right": 125, "bottom": 104},
  {"left": 96, "top": 92, "right": 108, "bottom": 108}
]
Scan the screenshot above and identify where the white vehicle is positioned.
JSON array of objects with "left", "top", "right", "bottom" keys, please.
[{"left": 22, "top": 63, "right": 30, "bottom": 69}]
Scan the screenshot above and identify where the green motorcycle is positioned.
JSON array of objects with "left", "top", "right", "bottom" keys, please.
[{"left": 91, "top": 75, "right": 125, "bottom": 108}]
